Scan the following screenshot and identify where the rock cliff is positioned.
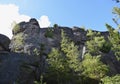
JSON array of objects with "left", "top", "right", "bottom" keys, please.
[{"left": 0, "top": 18, "right": 120, "bottom": 84}]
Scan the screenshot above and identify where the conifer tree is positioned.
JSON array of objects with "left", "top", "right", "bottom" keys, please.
[
  {"left": 48, "top": 48, "right": 68, "bottom": 72},
  {"left": 83, "top": 30, "right": 109, "bottom": 83},
  {"left": 86, "top": 29, "right": 105, "bottom": 55},
  {"left": 105, "top": 7, "right": 120, "bottom": 61},
  {"left": 47, "top": 29, "right": 81, "bottom": 84},
  {"left": 61, "top": 29, "right": 80, "bottom": 72},
  {"left": 81, "top": 53, "right": 109, "bottom": 81},
  {"left": 106, "top": 24, "right": 120, "bottom": 60},
  {"left": 47, "top": 48, "right": 70, "bottom": 84}
]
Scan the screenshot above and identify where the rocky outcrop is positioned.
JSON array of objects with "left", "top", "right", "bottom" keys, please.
[
  {"left": 10, "top": 20, "right": 75, "bottom": 56},
  {"left": 0, "top": 34, "right": 10, "bottom": 51},
  {"left": 10, "top": 18, "right": 41, "bottom": 56},
  {"left": 0, "top": 18, "right": 119, "bottom": 84},
  {"left": 72, "top": 26, "right": 87, "bottom": 44}
]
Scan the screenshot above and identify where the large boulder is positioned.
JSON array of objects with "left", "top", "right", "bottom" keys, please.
[
  {"left": 10, "top": 18, "right": 41, "bottom": 56},
  {"left": 29, "top": 18, "right": 40, "bottom": 26},
  {"left": 0, "top": 34, "right": 10, "bottom": 51}
]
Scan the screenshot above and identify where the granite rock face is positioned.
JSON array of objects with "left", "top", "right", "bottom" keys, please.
[
  {"left": 0, "top": 52, "right": 37, "bottom": 84},
  {"left": 10, "top": 18, "right": 41, "bottom": 56},
  {"left": 10, "top": 20, "right": 77, "bottom": 56},
  {"left": 1, "top": 18, "right": 120, "bottom": 84}
]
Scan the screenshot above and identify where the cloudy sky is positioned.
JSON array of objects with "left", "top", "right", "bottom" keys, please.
[{"left": 0, "top": 0, "right": 119, "bottom": 38}]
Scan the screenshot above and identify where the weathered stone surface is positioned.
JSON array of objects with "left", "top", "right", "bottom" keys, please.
[
  {"left": 7, "top": 18, "right": 120, "bottom": 84},
  {"left": 10, "top": 18, "right": 41, "bottom": 56},
  {"left": 72, "top": 27, "right": 87, "bottom": 44},
  {"left": 0, "top": 34, "right": 10, "bottom": 51},
  {"left": 101, "top": 51, "right": 120, "bottom": 75},
  {"left": 9, "top": 22, "right": 110, "bottom": 56},
  {"left": 29, "top": 18, "right": 39, "bottom": 26},
  {"left": 0, "top": 52, "right": 37, "bottom": 84}
]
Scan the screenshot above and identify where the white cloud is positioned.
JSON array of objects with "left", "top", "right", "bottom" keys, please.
[
  {"left": 38, "top": 15, "right": 51, "bottom": 28},
  {"left": 0, "top": 4, "right": 51, "bottom": 39},
  {"left": 0, "top": 4, "right": 30, "bottom": 38}
]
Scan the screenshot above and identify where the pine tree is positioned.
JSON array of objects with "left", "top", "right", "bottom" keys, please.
[
  {"left": 61, "top": 29, "right": 81, "bottom": 72},
  {"left": 46, "top": 29, "right": 81, "bottom": 84},
  {"left": 48, "top": 48, "right": 68, "bottom": 72},
  {"left": 105, "top": 7, "right": 120, "bottom": 61},
  {"left": 83, "top": 30, "right": 109, "bottom": 83},
  {"left": 106, "top": 24, "right": 120, "bottom": 60},
  {"left": 47, "top": 48, "right": 70, "bottom": 84},
  {"left": 81, "top": 53, "right": 109, "bottom": 81},
  {"left": 86, "top": 29, "right": 105, "bottom": 55}
]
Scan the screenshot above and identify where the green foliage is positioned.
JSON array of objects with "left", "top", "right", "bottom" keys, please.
[
  {"left": 34, "top": 48, "right": 40, "bottom": 56},
  {"left": 53, "top": 24, "right": 58, "bottom": 28},
  {"left": 13, "top": 33, "right": 24, "bottom": 52},
  {"left": 47, "top": 48, "right": 71, "bottom": 84},
  {"left": 12, "top": 23, "right": 21, "bottom": 34},
  {"left": 80, "top": 26, "right": 86, "bottom": 31},
  {"left": 47, "top": 48, "right": 78, "bottom": 84},
  {"left": 34, "top": 75, "right": 46, "bottom": 84},
  {"left": 113, "top": 7, "right": 120, "bottom": 16},
  {"left": 60, "top": 29, "right": 71, "bottom": 53},
  {"left": 101, "top": 75, "right": 120, "bottom": 84},
  {"left": 87, "top": 30, "right": 98, "bottom": 38},
  {"left": 61, "top": 29, "right": 80, "bottom": 71},
  {"left": 46, "top": 30, "right": 81, "bottom": 84},
  {"left": 86, "top": 29, "right": 105, "bottom": 55},
  {"left": 81, "top": 53, "right": 109, "bottom": 80},
  {"left": 44, "top": 28, "right": 54, "bottom": 38},
  {"left": 100, "top": 41, "right": 112, "bottom": 53},
  {"left": 107, "top": 7, "right": 120, "bottom": 61},
  {"left": 14, "top": 34, "right": 24, "bottom": 45},
  {"left": 48, "top": 48, "right": 67, "bottom": 72},
  {"left": 33, "top": 43, "right": 45, "bottom": 56},
  {"left": 106, "top": 23, "right": 120, "bottom": 61}
]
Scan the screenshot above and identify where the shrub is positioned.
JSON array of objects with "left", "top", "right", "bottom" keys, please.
[
  {"left": 100, "top": 41, "right": 112, "bottom": 53},
  {"left": 81, "top": 53, "right": 109, "bottom": 80},
  {"left": 86, "top": 29, "right": 105, "bottom": 55},
  {"left": 12, "top": 24, "right": 21, "bottom": 35},
  {"left": 53, "top": 24, "right": 58, "bottom": 28},
  {"left": 101, "top": 75, "right": 120, "bottom": 84},
  {"left": 44, "top": 28, "right": 54, "bottom": 38},
  {"left": 13, "top": 33, "right": 24, "bottom": 52}
]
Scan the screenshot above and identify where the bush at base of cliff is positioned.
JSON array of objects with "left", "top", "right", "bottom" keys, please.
[
  {"left": 81, "top": 53, "right": 109, "bottom": 81},
  {"left": 101, "top": 75, "right": 120, "bottom": 84}
]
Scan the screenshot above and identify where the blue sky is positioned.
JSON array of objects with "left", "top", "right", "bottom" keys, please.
[{"left": 0, "top": 0, "right": 119, "bottom": 38}]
